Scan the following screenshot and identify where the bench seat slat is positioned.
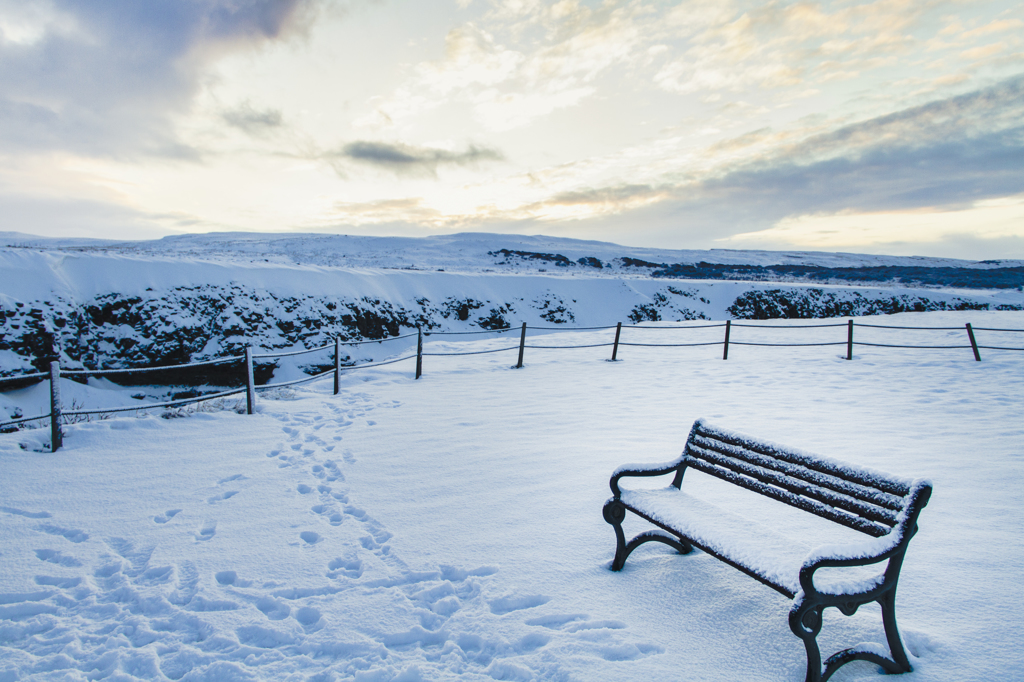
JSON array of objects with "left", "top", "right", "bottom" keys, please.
[
  {"left": 697, "top": 423, "right": 912, "bottom": 498},
  {"left": 687, "top": 443, "right": 900, "bottom": 527},
  {"left": 686, "top": 458, "right": 891, "bottom": 537},
  {"left": 691, "top": 434, "right": 906, "bottom": 512}
]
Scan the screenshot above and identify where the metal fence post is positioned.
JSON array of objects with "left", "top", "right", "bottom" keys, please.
[
  {"left": 847, "top": 319, "right": 854, "bottom": 360},
  {"left": 49, "top": 360, "right": 62, "bottom": 452},
  {"left": 722, "top": 320, "right": 731, "bottom": 360},
  {"left": 611, "top": 322, "right": 622, "bottom": 361},
  {"left": 516, "top": 322, "right": 527, "bottom": 368},
  {"left": 415, "top": 327, "right": 423, "bottom": 380},
  {"left": 966, "top": 323, "right": 981, "bottom": 361},
  {"left": 245, "top": 346, "right": 256, "bottom": 414},
  {"left": 333, "top": 338, "right": 341, "bottom": 394}
]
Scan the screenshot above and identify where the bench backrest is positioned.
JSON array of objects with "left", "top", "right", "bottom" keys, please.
[{"left": 682, "top": 420, "right": 927, "bottom": 538}]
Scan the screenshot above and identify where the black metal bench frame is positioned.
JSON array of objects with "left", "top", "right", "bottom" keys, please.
[{"left": 602, "top": 419, "right": 932, "bottom": 682}]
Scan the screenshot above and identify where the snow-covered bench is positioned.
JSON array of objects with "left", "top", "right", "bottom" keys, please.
[{"left": 602, "top": 419, "right": 932, "bottom": 682}]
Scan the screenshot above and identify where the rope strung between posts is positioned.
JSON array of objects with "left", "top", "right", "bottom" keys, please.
[
  {"left": 257, "top": 368, "right": 336, "bottom": 390},
  {"left": 425, "top": 328, "right": 516, "bottom": 336},
  {"left": 731, "top": 322, "right": 847, "bottom": 328},
  {"left": 63, "top": 387, "right": 247, "bottom": 417},
  {"left": 852, "top": 342, "right": 972, "bottom": 349},
  {"left": 332, "top": 354, "right": 418, "bottom": 370},
  {"left": 0, "top": 412, "right": 52, "bottom": 429},
  {"left": 0, "top": 371, "right": 49, "bottom": 383},
  {"left": 423, "top": 346, "right": 520, "bottom": 357},
  {"left": 525, "top": 324, "right": 618, "bottom": 331},
  {"left": 619, "top": 341, "right": 731, "bottom": 348},
  {"left": 731, "top": 341, "right": 847, "bottom": 347},
  {"left": 61, "top": 356, "right": 242, "bottom": 375},
  {"left": 251, "top": 333, "right": 419, "bottom": 359},
  {"left": 853, "top": 323, "right": 966, "bottom": 330},
  {"left": 524, "top": 342, "right": 616, "bottom": 350},
  {"left": 252, "top": 344, "right": 333, "bottom": 359},
  {"left": 621, "top": 323, "right": 728, "bottom": 329}
]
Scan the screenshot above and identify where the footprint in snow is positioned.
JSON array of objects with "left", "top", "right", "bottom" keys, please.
[
  {"left": 195, "top": 521, "right": 217, "bottom": 541},
  {"left": 34, "top": 549, "right": 82, "bottom": 567},
  {"left": 154, "top": 509, "right": 182, "bottom": 524},
  {"left": 327, "top": 557, "right": 363, "bottom": 579},
  {"left": 215, "top": 570, "right": 253, "bottom": 587},
  {"left": 217, "top": 474, "right": 246, "bottom": 484},
  {"left": 1, "top": 506, "right": 52, "bottom": 519},
  {"left": 294, "top": 606, "right": 322, "bottom": 630},
  {"left": 34, "top": 575, "right": 82, "bottom": 589},
  {"left": 300, "top": 531, "right": 320, "bottom": 545},
  {"left": 256, "top": 596, "right": 291, "bottom": 620},
  {"left": 37, "top": 524, "right": 89, "bottom": 543},
  {"left": 207, "top": 491, "right": 239, "bottom": 504},
  {"left": 488, "top": 594, "right": 551, "bottom": 615}
]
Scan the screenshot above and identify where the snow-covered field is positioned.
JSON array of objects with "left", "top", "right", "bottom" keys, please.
[{"left": 2, "top": 311, "right": 1022, "bottom": 681}]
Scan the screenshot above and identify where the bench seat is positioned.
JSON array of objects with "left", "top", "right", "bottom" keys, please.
[{"left": 620, "top": 487, "right": 890, "bottom": 598}]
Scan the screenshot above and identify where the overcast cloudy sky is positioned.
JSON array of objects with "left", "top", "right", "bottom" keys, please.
[{"left": 1, "top": 0, "right": 1022, "bottom": 257}]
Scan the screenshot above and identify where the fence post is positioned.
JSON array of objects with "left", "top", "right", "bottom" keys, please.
[
  {"left": 415, "top": 327, "right": 423, "bottom": 380},
  {"left": 611, "top": 322, "right": 622, "bottom": 361},
  {"left": 847, "top": 319, "right": 854, "bottom": 360},
  {"left": 245, "top": 346, "right": 256, "bottom": 414},
  {"left": 49, "top": 360, "right": 62, "bottom": 452},
  {"left": 966, "top": 323, "right": 981, "bottom": 361},
  {"left": 516, "top": 322, "right": 527, "bottom": 368},
  {"left": 722, "top": 320, "right": 731, "bottom": 360},
  {"left": 333, "top": 338, "right": 341, "bottom": 394}
]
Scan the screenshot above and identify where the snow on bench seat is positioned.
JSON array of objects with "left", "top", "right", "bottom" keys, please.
[{"left": 619, "top": 487, "right": 811, "bottom": 595}]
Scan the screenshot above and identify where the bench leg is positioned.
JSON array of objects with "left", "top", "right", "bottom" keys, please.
[
  {"left": 791, "top": 590, "right": 913, "bottom": 682},
  {"left": 789, "top": 604, "right": 824, "bottom": 682},
  {"left": 602, "top": 501, "right": 692, "bottom": 571},
  {"left": 880, "top": 590, "right": 912, "bottom": 672}
]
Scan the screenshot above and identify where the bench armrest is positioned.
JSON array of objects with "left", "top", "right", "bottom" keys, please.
[
  {"left": 797, "top": 540, "right": 904, "bottom": 599},
  {"left": 798, "top": 479, "right": 931, "bottom": 599},
  {"left": 610, "top": 460, "right": 685, "bottom": 497}
]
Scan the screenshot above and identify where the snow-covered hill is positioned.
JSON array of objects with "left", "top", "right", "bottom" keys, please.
[{"left": 1, "top": 232, "right": 1022, "bottom": 378}]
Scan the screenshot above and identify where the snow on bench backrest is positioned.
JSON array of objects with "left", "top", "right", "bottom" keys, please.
[{"left": 686, "top": 420, "right": 919, "bottom": 538}]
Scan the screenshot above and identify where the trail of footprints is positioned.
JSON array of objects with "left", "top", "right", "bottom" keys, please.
[{"left": 0, "top": 394, "right": 662, "bottom": 680}]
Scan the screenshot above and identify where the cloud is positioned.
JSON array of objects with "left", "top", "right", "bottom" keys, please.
[
  {"left": 0, "top": 0, "right": 319, "bottom": 159},
  {"left": 492, "top": 74, "right": 1024, "bottom": 247},
  {"left": 330, "top": 140, "right": 504, "bottom": 176},
  {"left": 222, "top": 102, "right": 284, "bottom": 135}
]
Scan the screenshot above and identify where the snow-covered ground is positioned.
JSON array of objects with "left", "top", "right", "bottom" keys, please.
[
  {"left": 2, "top": 311, "right": 1022, "bottom": 681},
  {"left": 4, "top": 230, "right": 1023, "bottom": 272}
]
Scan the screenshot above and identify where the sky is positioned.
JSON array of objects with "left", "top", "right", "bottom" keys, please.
[{"left": 0, "top": 0, "right": 1022, "bottom": 259}]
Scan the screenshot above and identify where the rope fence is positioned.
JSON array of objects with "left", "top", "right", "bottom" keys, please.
[{"left": 2, "top": 318, "right": 1021, "bottom": 450}]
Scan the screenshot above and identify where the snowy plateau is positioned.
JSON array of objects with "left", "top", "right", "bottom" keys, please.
[{"left": 1, "top": 232, "right": 1023, "bottom": 682}]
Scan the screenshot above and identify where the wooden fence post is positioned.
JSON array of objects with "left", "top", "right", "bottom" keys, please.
[
  {"left": 611, "top": 322, "right": 622, "bottom": 361},
  {"left": 245, "top": 346, "right": 256, "bottom": 414},
  {"left": 415, "top": 327, "right": 423, "bottom": 380},
  {"left": 966, "top": 323, "right": 981, "bottom": 361},
  {"left": 333, "top": 338, "right": 341, "bottom": 394},
  {"left": 49, "top": 360, "right": 62, "bottom": 452},
  {"left": 847, "top": 319, "right": 854, "bottom": 360},
  {"left": 722, "top": 320, "right": 731, "bottom": 360},
  {"left": 516, "top": 322, "right": 527, "bottom": 368}
]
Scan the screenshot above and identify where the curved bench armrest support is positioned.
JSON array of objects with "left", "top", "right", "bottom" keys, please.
[
  {"left": 797, "top": 542, "right": 906, "bottom": 600},
  {"left": 610, "top": 460, "right": 685, "bottom": 497}
]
